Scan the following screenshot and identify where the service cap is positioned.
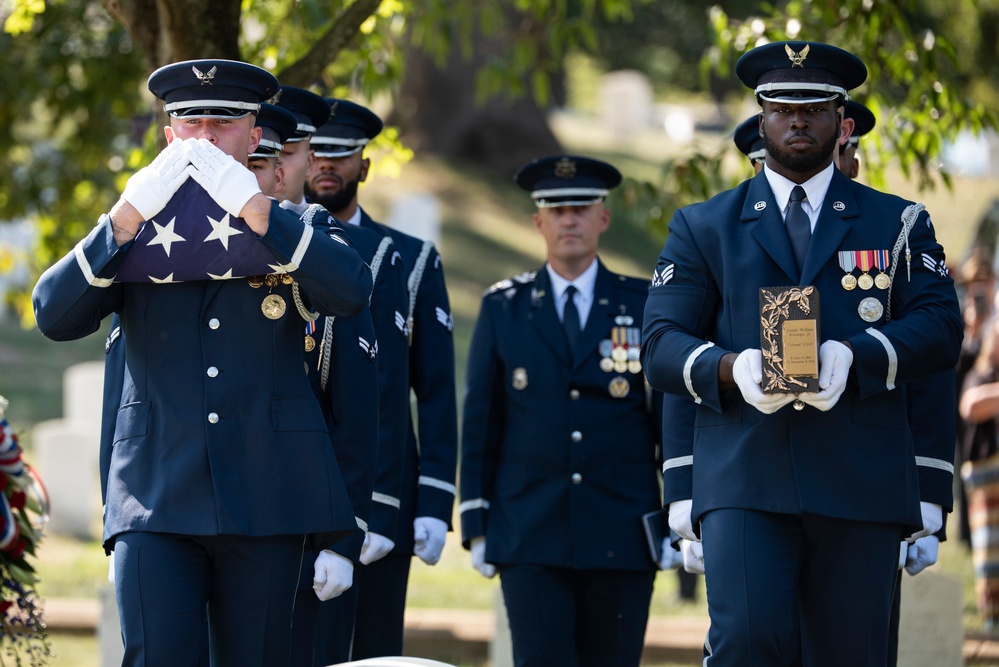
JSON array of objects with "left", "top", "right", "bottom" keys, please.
[
  {"left": 148, "top": 59, "right": 278, "bottom": 118},
  {"left": 273, "top": 86, "right": 331, "bottom": 142},
  {"left": 249, "top": 103, "right": 298, "bottom": 159},
  {"left": 311, "top": 99, "right": 384, "bottom": 158},
  {"left": 736, "top": 41, "right": 866, "bottom": 105},
  {"left": 514, "top": 155, "right": 622, "bottom": 208}
]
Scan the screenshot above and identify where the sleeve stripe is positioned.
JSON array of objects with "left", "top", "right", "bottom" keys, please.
[
  {"left": 418, "top": 475, "right": 456, "bottom": 496},
  {"left": 74, "top": 240, "right": 114, "bottom": 287},
  {"left": 683, "top": 342, "right": 715, "bottom": 404},
  {"left": 289, "top": 222, "right": 313, "bottom": 269},
  {"left": 371, "top": 492, "right": 401, "bottom": 508},
  {"left": 663, "top": 455, "right": 693, "bottom": 473},
  {"left": 459, "top": 498, "right": 490, "bottom": 514},
  {"left": 864, "top": 327, "right": 898, "bottom": 391},
  {"left": 915, "top": 456, "right": 955, "bottom": 474},
  {"left": 356, "top": 516, "right": 368, "bottom": 532}
]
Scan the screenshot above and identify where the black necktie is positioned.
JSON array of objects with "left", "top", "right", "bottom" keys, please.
[
  {"left": 786, "top": 185, "right": 811, "bottom": 273},
  {"left": 563, "top": 285, "right": 581, "bottom": 356}
]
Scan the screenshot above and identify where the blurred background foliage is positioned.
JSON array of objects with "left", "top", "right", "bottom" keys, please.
[{"left": 0, "top": 0, "right": 997, "bottom": 321}]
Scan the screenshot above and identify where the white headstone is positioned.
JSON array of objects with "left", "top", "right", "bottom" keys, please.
[
  {"left": 491, "top": 588, "right": 513, "bottom": 667},
  {"left": 386, "top": 192, "right": 441, "bottom": 245},
  {"left": 599, "top": 70, "right": 654, "bottom": 137},
  {"left": 897, "top": 569, "right": 964, "bottom": 667},
  {"left": 63, "top": 361, "right": 105, "bottom": 435},
  {"left": 31, "top": 419, "right": 99, "bottom": 539},
  {"left": 98, "top": 584, "right": 124, "bottom": 667}
]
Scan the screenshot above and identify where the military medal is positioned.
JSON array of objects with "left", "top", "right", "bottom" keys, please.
[
  {"left": 858, "top": 296, "right": 884, "bottom": 323},
  {"left": 248, "top": 275, "right": 265, "bottom": 288},
  {"left": 304, "top": 320, "right": 316, "bottom": 352},
  {"left": 262, "top": 293, "right": 287, "bottom": 320},
  {"left": 626, "top": 327, "right": 642, "bottom": 374},
  {"left": 838, "top": 251, "right": 857, "bottom": 290},
  {"left": 874, "top": 249, "right": 890, "bottom": 289},
  {"left": 608, "top": 376, "right": 630, "bottom": 398},
  {"left": 512, "top": 367, "right": 528, "bottom": 390},
  {"left": 598, "top": 339, "right": 615, "bottom": 372},
  {"left": 857, "top": 251, "right": 874, "bottom": 290},
  {"left": 611, "top": 327, "right": 628, "bottom": 362},
  {"left": 264, "top": 273, "right": 280, "bottom": 287}
]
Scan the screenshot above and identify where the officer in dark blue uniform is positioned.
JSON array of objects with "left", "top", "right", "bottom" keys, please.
[
  {"left": 460, "top": 155, "right": 668, "bottom": 667},
  {"left": 33, "top": 59, "right": 372, "bottom": 667},
  {"left": 305, "top": 98, "right": 458, "bottom": 659},
  {"left": 273, "top": 85, "right": 332, "bottom": 212},
  {"left": 838, "top": 99, "right": 877, "bottom": 180},
  {"left": 642, "top": 42, "right": 962, "bottom": 667},
  {"left": 833, "top": 99, "right": 956, "bottom": 666},
  {"left": 246, "top": 102, "right": 298, "bottom": 197},
  {"left": 734, "top": 114, "right": 767, "bottom": 174}
]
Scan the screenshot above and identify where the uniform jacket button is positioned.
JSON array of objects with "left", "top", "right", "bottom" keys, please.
[
  {"left": 571, "top": 473, "right": 582, "bottom": 484},
  {"left": 571, "top": 431, "right": 582, "bottom": 442},
  {"left": 569, "top": 389, "right": 580, "bottom": 400},
  {"left": 207, "top": 366, "right": 219, "bottom": 378},
  {"left": 208, "top": 318, "right": 220, "bottom": 330},
  {"left": 208, "top": 412, "right": 219, "bottom": 424}
]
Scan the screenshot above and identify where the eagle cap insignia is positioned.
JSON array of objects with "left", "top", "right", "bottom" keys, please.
[
  {"left": 785, "top": 44, "right": 810, "bottom": 67},
  {"left": 554, "top": 157, "right": 577, "bottom": 180},
  {"left": 192, "top": 65, "right": 217, "bottom": 85}
]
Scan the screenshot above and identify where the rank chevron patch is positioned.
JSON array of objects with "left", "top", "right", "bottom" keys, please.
[
  {"left": 651, "top": 263, "right": 675, "bottom": 287},
  {"left": 921, "top": 253, "right": 950, "bottom": 279}
]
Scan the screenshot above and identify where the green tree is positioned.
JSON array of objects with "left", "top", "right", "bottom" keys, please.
[{"left": 1, "top": 0, "right": 995, "bottom": 321}]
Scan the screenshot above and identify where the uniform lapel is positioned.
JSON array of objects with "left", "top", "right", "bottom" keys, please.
[
  {"left": 744, "top": 174, "right": 800, "bottom": 283},
  {"left": 799, "top": 169, "right": 858, "bottom": 286},
  {"left": 528, "top": 268, "right": 572, "bottom": 367}
]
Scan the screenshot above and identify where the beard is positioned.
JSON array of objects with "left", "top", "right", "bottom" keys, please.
[
  {"left": 763, "top": 118, "right": 840, "bottom": 174},
  {"left": 305, "top": 175, "right": 360, "bottom": 215}
]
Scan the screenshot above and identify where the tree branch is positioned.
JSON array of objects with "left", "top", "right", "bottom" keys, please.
[{"left": 276, "top": 0, "right": 384, "bottom": 87}]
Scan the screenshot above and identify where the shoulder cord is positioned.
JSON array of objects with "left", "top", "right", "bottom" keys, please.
[
  {"left": 320, "top": 235, "right": 394, "bottom": 392},
  {"left": 885, "top": 203, "right": 925, "bottom": 322},
  {"left": 292, "top": 205, "right": 326, "bottom": 323},
  {"left": 405, "top": 240, "right": 435, "bottom": 346}
]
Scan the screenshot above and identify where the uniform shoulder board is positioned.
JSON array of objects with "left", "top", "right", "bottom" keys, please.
[
  {"left": 618, "top": 273, "right": 653, "bottom": 292},
  {"left": 485, "top": 271, "right": 536, "bottom": 295}
]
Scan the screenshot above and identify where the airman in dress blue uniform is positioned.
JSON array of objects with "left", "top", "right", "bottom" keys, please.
[
  {"left": 34, "top": 59, "right": 372, "bottom": 667},
  {"left": 264, "top": 87, "right": 409, "bottom": 666},
  {"left": 642, "top": 42, "right": 963, "bottom": 667},
  {"left": 833, "top": 99, "right": 957, "bottom": 667},
  {"left": 304, "top": 98, "right": 455, "bottom": 660},
  {"left": 460, "top": 156, "right": 671, "bottom": 667}
]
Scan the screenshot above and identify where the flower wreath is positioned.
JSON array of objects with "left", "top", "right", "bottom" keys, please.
[{"left": 0, "top": 396, "right": 51, "bottom": 666}]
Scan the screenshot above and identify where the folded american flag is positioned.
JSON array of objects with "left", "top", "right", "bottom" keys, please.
[{"left": 114, "top": 179, "right": 281, "bottom": 282}]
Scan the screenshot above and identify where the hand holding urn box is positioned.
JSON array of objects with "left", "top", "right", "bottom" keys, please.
[{"left": 760, "top": 286, "right": 821, "bottom": 393}]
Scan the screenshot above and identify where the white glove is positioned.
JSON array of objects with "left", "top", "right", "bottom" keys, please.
[
  {"left": 413, "top": 516, "right": 448, "bottom": 565},
  {"left": 898, "top": 541, "right": 908, "bottom": 570},
  {"left": 659, "top": 539, "right": 683, "bottom": 570},
  {"left": 905, "top": 535, "right": 940, "bottom": 575},
  {"left": 470, "top": 536, "right": 496, "bottom": 578},
  {"left": 796, "top": 340, "right": 853, "bottom": 411},
  {"left": 184, "top": 138, "right": 262, "bottom": 218},
  {"left": 680, "top": 539, "right": 705, "bottom": 574},
  {"left": 312, "top": 550, "right": 354, "bottom": 601},
  {"left": 359, "top": 531, "right": 395, "bottom": 565},
  {"left": 107, "top": 550, "right": 115, "bottom": 585},
  {"left": 668, "top": 499, "right": 697, "bottom": 542},
  {"left": 732, "top": 349, "right": 797, "bottom": 414},
  {"left": 120, "top": 138, "right": 191, "bottom": 220},
  {"left": 907, "top": 502, "right": 944, "bottom": 542}
]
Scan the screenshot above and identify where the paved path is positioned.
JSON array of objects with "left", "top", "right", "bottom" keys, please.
[{"left": 42, "top": 598, "right": 999, "bottom": 665}]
